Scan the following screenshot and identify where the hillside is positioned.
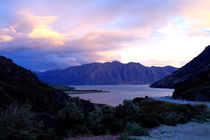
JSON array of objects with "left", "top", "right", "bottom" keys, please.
[
  {"left": 37, "top": 61, "right": 178, "bottom": 85},
  {"left": 0, "top": 56, "right": 68, "bottom": 114},
  {"left": 150, "top": 45, "right": 210, "bottom": 101},
  {"left": 0, "top": 56, "right": 209, "bottom": 139}
]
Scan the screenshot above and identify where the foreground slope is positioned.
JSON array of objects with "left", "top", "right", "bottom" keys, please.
[
  {"left": 150, "top": 45, "right": 210, "bottom": 101},
  {"left": 0, "top": 56, "right": 68, "bottom": 114},
  {"left": 38, "top": 61, "right": 178, "bottom": 85}
]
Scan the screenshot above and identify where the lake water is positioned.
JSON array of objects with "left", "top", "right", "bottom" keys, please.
[{"left": 70, "top": 85, "right": 173, "bottom": 106}]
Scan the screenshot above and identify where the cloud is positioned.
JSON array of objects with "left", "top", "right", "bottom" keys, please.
[
  {"left": 0, "top": 35, "right": 13, "bottom": 42},
  {"left": 0, "top": 10, "right": 139, "bottom": 53},
  {"left": 20, "top": 12, "right": 65, "bottom": 46},
  {"left": 141, "top": 60, "right": 186, "bottom": 68},
  {"left": 0, "top": 0, "right": 210, "bottom": 71},
  {"left": 64, "top": 29, "right": 138, "bottom": 52},
  {"left": 175, "top": 0, "right": 210, "bottom": 36}
]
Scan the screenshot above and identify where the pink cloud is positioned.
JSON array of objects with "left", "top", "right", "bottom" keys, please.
[
  {"left": 0, "top": 0, "right": 210, "bottom": 70},
  {"left": 0, "top": 35, "right": 14, "bottom": 42}
]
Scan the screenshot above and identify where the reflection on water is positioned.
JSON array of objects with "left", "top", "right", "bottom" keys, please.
[{"left": 70, "top": 85, "right": 173, "bottom": 106}]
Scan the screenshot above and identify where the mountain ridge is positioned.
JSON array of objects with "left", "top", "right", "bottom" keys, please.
[
  {"left": 37, "top": 61, "right": 178, "bottom": 85},
  {"left": 0, "top": 55, "right": 68, "bottom": 114},
  {"left": 150, "top": 46, "right": 210, "bottom": 88},
  {"left": 150, "top": 45, "right": 210, "bottom": 101}
]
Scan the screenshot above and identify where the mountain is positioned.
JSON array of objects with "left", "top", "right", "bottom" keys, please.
[
  {"left": 37, "top": 61, "right": 178, "bottom": 85},
  {"left": 150, "top": 45, "right": 210, "bottom": 101},
  {"left": 0, "top": 56, "right": 68, "bottom": 114}
]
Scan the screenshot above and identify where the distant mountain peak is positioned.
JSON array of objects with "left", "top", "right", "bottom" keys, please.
[
  {"left": 37, "top": 61, "right": 178, "bottom": 85},
  {"left": 104, "top": 61, "right": 143, "bottom": 66},
  {"left": 111, "top": 61, "right": 121, "bottom": 63}
]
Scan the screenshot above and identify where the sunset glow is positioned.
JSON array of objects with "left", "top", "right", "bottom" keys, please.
[{"left": 0, "top": 0, "right": 210, "bottom": 71}]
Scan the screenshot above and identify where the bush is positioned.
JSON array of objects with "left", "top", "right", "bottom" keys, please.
[
  {"left": 172, "top": 104, "right": 193, "bottom": 120},
  {"left": 162, "top": 111, "right": 177, "bottom": 126},
  {"left": 87, "top": 105, "right": 124, "bottom": 135},
  {"left": 193, "top": 104, "right": 208, "bottom": 115},
  {"left": 176, "top": 113, "right": 189, "bottom": 124},
  {"left": 117, "top": 133, "right": 140, "bottom": 140},
  {"left": 100, "top": 105, "right": 124, "bottom": 134},
  {"left": 0, "top": 104, "right": 47, "bottom": 140},
  {"left": 136, "top": 99, "right": 165, "bottom": 113},
  {"left": 193, "top": 114, "right": 208, "bottom": 123},
  {"left": 100, "top": 104, "right": 115, "bottom": 114},
  {"left": 56, "top": 98, "right": 85, "bottom": 136},
  {"left": 87, "top": 106, "right": 106, "bottom": 135},
  {"left": 138, "top": 113, "right": 162, "bottom": 128},
  {"left": 125, "top": 122, "right": 148, "bottom": 136},
  {"left": 64, "top": 124, "right": 90, "bottom": 137},
  {"left": 161, "top": 104, "right": 208, "bottom": 125},
  {"left": 57, "top": 101, "right": 84, "bottom": 123},
  {"left": 116, "top": 100, "right": 140, "bottom": 121},
  {"left": 203, "top": 112, "right": 210, "bottom": 119},
  {"left": 117, "top": 133, "right": 141, "bottom": 140}
]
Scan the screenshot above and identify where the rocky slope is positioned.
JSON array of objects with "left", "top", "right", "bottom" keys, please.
[
  {"left": 150, "top": 45, "right": 210, "bottom": 101},
  {"left": 0, "top": 56, "right": 68, "bottom": 114},
  {"left": 172, "top": 64, "right": 210, "bottom": 101},
  {"left": 37, "top": 61, "right": 178, "bottom": 85}
]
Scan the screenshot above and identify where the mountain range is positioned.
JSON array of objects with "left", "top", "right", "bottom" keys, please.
[
  {"left": 37, "top": 61, "right": 178, "bottom": 85},
  {"left": 150, "top": 45, "right": 210, "bottom": 101}
]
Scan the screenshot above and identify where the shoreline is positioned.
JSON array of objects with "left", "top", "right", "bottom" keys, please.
[
  {"left": 152, "top": 96, "right": 210, "bottom": 107},
  {"left": 50, "top": 84, "right": 110, "bottom": 94},
  {"left": 65, "top": 90, "right": 110, "bottom": 94}
]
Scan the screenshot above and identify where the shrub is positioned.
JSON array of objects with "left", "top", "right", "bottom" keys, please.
[
  {"left": 162, "top": 111, "right": 177, "bottom": 126},
  {"left": 117, "top": 133, "right": 140, "bottom": 140},
  {"left": 136, "top": 99, "right": 165, "bottom": 113},
  {"left": 138, "top": 113, "right": 162, "bottom": 128},
  {"left": 100, "top": 105, "right": 124, "bottom": 134},
  {"left": 172, "top": 104, "right": 193, "bottom": 120},
  {"left": 171, "top": 104, "right": 208, "bottom": 120},
  {"left": 57, "top": 101, "right": 84, "bottom": 123},
  {"left": 87, "top": 104, "right": 125, "bottom": 135},
  {"left": 193, "top": 114, "right": 208, "bottom": 123},
  {"left": 87, "top": 106, "right": 105, "bottom": 135},
  {"left": 203, "top": 112, "right": 210, "bottom": 119},
  {"left": 125, "top": 122, "right": 148, "bottom": 136},
  {"left": 100, "top": 104, "right": 115, "bottom": 114},
  {"left": 0, "top": 104, "right": 46, "bottom": 140},
  {"left": 176, "top": 113, "right": 189, "bottom": 124},
  {"left": 87, "top": 105, "right": 121, "bottom": 135},
  {"left": 101, "top": 113, "right": 122, "bottom": 134},
  {"left": 56, "top": 98, "right": 85, "bottom": 136},
  {"left": 193, "top": 104, "right": 208, "bottom": 115},
  {"left": 64, "top": 124, "right": 90, "bottom": 137},
  {"left": 116, "top": 100, "right": 140, "bottom": 121},
  {"left": 68, "top": 97, "right": 82, "bottom": 107}
]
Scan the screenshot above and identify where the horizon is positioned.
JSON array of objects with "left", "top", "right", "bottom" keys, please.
[
  {"left": 0, "top": 0, "right": 210, "bottom": 71},
  {"left": 37, "top": 60, "right": 179, "bottom": 72}
]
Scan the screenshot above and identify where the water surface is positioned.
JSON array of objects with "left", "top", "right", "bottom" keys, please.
[{"left": 71, "top": 85, "right": 173, "bottom": 106}]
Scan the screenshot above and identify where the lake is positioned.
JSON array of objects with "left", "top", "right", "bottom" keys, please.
[{"left": 70, "top": 85, "right": 173, "bottom": 106}]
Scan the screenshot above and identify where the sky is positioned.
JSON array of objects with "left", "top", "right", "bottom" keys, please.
[{"left": 0, "top": 0, "right": 210, "bottom": 71}]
